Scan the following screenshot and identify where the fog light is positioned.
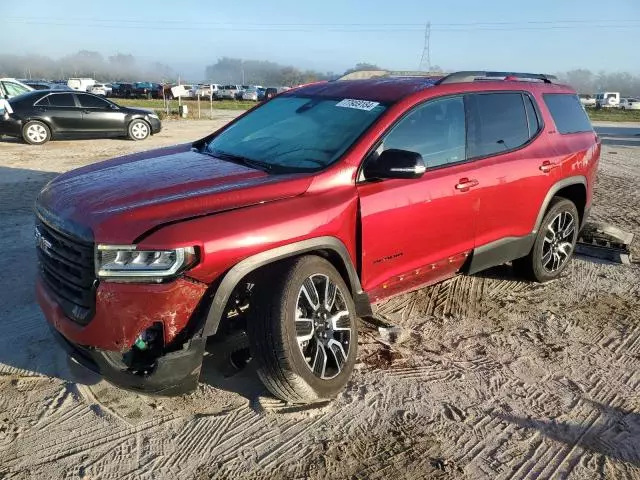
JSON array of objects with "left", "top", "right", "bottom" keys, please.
[{"left": 133, "top": 324, "right": 162, "bottom": 351}]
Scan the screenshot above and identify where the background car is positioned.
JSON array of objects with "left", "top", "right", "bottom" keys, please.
[
  {"left": 0, "top": 90, "right": 161, "bottom": 144},
  {"left": 195, "top": 84, "right": 221, "bottom": 99},
  {"left": 0, "top": 78, "right": 34, "bottom": 99},
  {"left": 219, "top": 85, "right": 241, "bottom": 100},
  {"left": 132, "top": 82, "right": 162, "bottom": 99},
  {"left": 112, "top": 82, "right": 134, "bottom": 98},
  {"left": 67, "top": 78, "right": 96, "bottom": 92},
  {"left": 595, "top": 91, "right": 620, "bottom": 108},
  {"left": 618, "top": 98, "right": 640, "bottom": 110},
  {"left": 579, "top": 94, "right": 596, "bottom": 107},
  {"left": 241, "top": 86, "right": 259, "bottom": 101},
  {"left": 88, "top": 83, "right": 113, "bottom": 97},
  {"left": 262, "top": 86, "right": 289, "bottom": 100}
]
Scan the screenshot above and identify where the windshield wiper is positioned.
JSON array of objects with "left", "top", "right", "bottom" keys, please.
[{"left": 206, "top": 149, "right": 274, "bottom": 173}]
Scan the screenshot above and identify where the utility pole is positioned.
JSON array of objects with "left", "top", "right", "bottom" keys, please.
[{"left": 418, "top": 22, "right": 431, "bottom": 72}]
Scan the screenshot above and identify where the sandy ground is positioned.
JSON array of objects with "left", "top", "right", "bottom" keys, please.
[{"left": 0, "top": 118, "right": 639, "bottom": 479}]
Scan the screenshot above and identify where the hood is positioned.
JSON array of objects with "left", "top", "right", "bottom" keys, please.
[{"left": 36, "top": 143, "right": 313, "bottom": 244}]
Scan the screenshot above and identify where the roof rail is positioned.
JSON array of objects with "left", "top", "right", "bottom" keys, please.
[
  {"left": 337, "top": 70, "right": 444, "bottom": 81},
  {"left": 436, "top": 71, "right": 558, "bottom": 85}
]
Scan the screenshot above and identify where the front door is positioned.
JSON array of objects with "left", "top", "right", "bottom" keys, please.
[
  {"left": 76, "top": 93, "right": 126, "bottom": 135},
  {"left": 357, "top": 95, "right": 480, "bottom": 302}
]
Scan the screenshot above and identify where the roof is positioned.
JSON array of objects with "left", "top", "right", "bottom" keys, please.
[
  {"left": 289, "top": 70, "right": 565, "bottom": 103},
  {"left": 288, "top": 76, "right": 442, "bottom": 103}
]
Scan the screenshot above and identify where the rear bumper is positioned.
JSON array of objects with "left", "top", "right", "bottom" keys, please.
[
  {"left": 50, "top": 324, "right": 205, "bottom": 395},
  {"left": 0, "top": 116, "right": 22, "bottom": 136}
]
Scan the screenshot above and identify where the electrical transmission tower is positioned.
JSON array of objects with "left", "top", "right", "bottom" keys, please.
[{"left": 418, "top": 22, "right": 431, "bottom": 71}]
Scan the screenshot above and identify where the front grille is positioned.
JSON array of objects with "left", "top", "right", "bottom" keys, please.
[{"left": 36, "top": 220, "right": 96, "bottom": 325}]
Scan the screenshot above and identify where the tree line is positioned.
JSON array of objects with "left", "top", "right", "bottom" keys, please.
[{"left": 1, "top": 51, "right": 639, "bottom": 94}]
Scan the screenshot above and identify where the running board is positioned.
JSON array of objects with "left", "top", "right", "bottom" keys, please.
[{"left": 575, "top": 222, "right": 634, "bottom": 264}]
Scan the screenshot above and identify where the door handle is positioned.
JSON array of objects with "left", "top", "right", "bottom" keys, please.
[
  {"left": 539, "top": 160, "right": 559, "bottom": 173},
  {"left": 455, "top": 178, "right": 479, "bottom": 192},
  {"left": 82, "top": 110, "right": 91, "bottom": 114}
]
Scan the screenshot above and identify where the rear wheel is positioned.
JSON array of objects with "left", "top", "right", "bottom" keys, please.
[
  {"left": 128, "top": 119, "right": 150, "bottom": 141},
  {"left": 247, "top": 256, "right": 358, "bottom": 403},
  {"left": 513, "top": 197, "right": 579, "bottom": 282},
  {"left": 22, "top": 120, "right": 50, "bottom": 145}
]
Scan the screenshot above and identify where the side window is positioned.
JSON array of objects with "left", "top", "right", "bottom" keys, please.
[
  {"left": 77, "top": 94, "right": 110, "bottom": 108},
  {"left": 466, "top": 92, "right": 530, "bottom": 158},
  {"left": 523, "top": 94, "right": 541, "bottom": 137},
  {"left": 48, "top": 93, "right": 76, "bottom": 107},
  {"left": 378, "top": 96, "right": 466, "bottom": 169},
  {"left": 34, "top": 95, "right": 51, "bottom": 106},
  {"left": 543, "top": 94, "right": 593, "bottom": 134}
]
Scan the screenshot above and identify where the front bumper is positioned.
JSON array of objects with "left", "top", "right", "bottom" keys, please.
[
  {"left": 37, "top": 275, "right": 208, "bottom": 395},
  {"left": 149, "top": 117, "right": 162, "bottom": 134},
  {"left": 50, "top": 325, "right": 206, "bottom": 395}
]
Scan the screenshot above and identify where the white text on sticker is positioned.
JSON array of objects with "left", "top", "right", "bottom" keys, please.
[{"left": 336, "top": 99, "right": 380, "bottom": 111}]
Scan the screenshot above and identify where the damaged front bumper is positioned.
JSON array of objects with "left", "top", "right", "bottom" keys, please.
[
  {"left": 37, "top": 276, "right": 209, "bottom": 395},
  {"left": 50, "top": 325, "right": 205, "bottom": 395}
]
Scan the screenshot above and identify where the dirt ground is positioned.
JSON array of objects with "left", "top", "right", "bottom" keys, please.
[{"left": 0, "top": 118, "right": 639, "bottom": 480}]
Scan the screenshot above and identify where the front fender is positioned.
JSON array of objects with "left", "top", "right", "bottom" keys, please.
[{"left": 200, "top": 236, "right": 367, "bottom": 337}]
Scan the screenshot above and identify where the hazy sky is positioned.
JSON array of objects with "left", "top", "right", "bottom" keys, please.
[{"left": 2, "top": 0, "right": 639, "bottom": 79}]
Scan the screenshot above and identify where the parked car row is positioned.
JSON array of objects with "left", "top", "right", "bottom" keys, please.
[{"left": 2, "top": 76, "right": 293, "bottom": 103}]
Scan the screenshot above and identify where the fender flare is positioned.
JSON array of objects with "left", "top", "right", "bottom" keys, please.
[
  {"left": 532, "top": 175, "right": 587, "bottom": 234},
  {"left": 201, "top": 236, "right": 370, "bottom": 337}
]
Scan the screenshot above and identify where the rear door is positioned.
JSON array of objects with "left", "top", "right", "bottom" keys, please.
[
  {"left": 36, "top": 93, "right": 83, "bottom": 134},
  {"left": 76, "top": 93, "right": 126, "bottom": 135},
  {"left": 357, "top": 95, "right": 481, "bottom": 302},
  {"left": 465, "top": 91, "right": 565, "bottom": 272}
]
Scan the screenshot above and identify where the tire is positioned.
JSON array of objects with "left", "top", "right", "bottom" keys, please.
[
  {"left": 128, "top": 119, "right": 150, "bottom": 141},
  {"left": 22, "top": 120, "right": 51, "bottom": 145},
  {"left": 513, "top": 197, "right": 579, "bottom": 282},
  {"left": 247, "top": 256, "right": 358, "bottom": 403}
]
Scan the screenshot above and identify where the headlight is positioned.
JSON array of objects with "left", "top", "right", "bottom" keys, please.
[
  {"left": 96, "top": 245, "right": 197, "bottom": 281},
  {"left": 148, "top": 112, "right": 159, "bottom": 119}
]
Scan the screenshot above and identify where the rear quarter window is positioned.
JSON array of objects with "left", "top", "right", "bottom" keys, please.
[{"left": 543, "top": 94, "right": 593, "bottom": 134}]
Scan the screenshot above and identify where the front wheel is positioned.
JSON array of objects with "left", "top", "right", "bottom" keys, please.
[
  {"left": 513, "top": 197, "right": 579, "bottom": 282},
  {"left": 248, "top": 256, "right": 358, "bottom": 403},
  {"left": 128, "top": 119, "right": 150, "bottom": 141}
]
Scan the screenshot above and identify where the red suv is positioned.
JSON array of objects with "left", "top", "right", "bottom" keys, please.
[{"left": 36, "top": 71, "right": 600, "bottom": 403}]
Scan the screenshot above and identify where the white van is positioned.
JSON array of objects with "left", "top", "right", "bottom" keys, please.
[
  {"left": 0, "top": 78, "right": 34, "bottom": 99},
  {"left": 67, "top": 78, "right": 96, "bottom": 92},
  {"left": 594, "top": 92, "right": 620, "bottom": 108}
]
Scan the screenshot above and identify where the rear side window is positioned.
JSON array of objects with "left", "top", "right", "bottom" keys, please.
[
  {"left": 466, "top": 93, "right": 530, "bottom": 158},
  {"left": 543, "top": 94, "right": 592, "bottom": 134},
  {"left": 48, "top": 93, "right": 76, "bottom": 107},
  {"left": 77, "top": 94, "right": 110, "bottom": 108}
]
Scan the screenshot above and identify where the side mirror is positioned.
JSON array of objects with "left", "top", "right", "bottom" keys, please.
[
  {"left": 109, "top": 104, "right": 119, "bottom": 110},
  {"left": 363, "top": 149, "right": 426, "bottom": 180}
]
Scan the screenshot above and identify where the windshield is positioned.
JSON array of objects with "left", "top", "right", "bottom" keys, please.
[{"left": 205, "top": 96, "right": 387, "bottom": 173}]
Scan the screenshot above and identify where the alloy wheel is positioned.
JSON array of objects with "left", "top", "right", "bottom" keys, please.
[
  {"left": 542, "top": 211, "right": 576, "bottom": 273},
  {"left": 295, "top": 274, "right": 352, "bottom": 380}
]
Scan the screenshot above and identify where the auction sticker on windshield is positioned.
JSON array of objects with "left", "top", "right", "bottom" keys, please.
[{"left": 336, "top": 99, "right": 380, "bottom": 111}]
